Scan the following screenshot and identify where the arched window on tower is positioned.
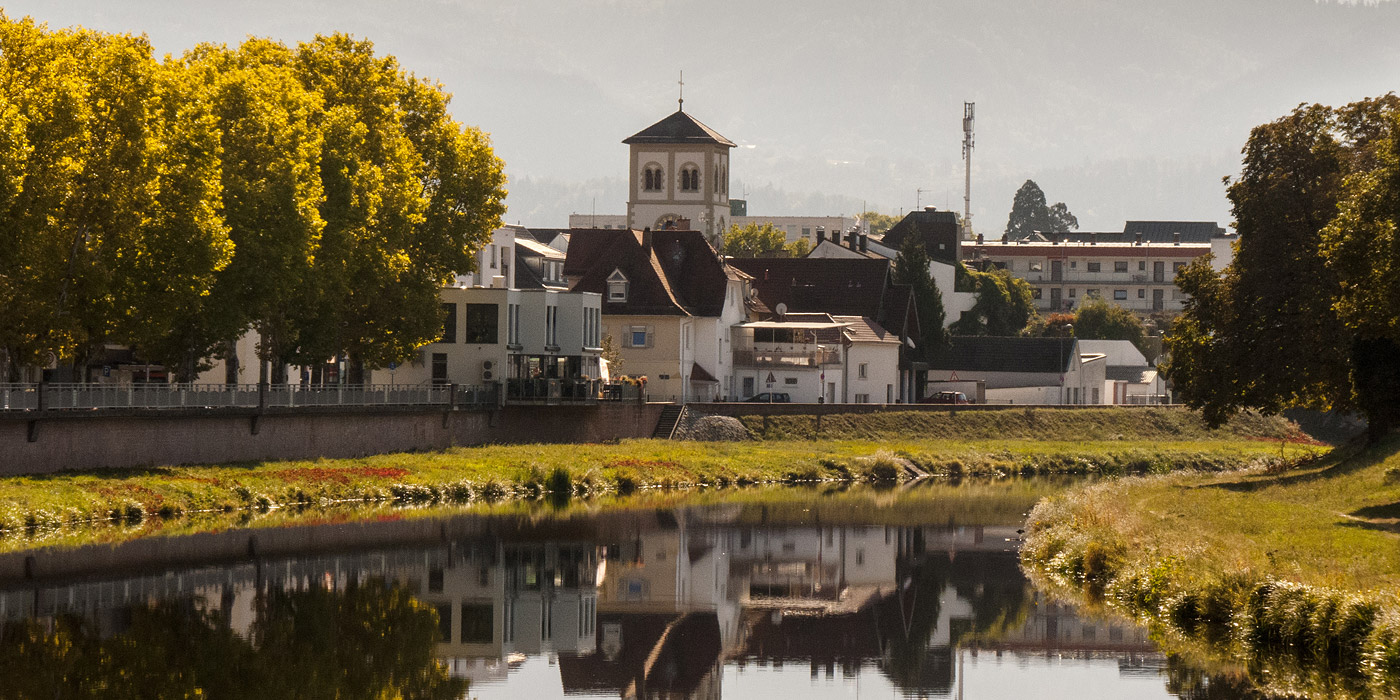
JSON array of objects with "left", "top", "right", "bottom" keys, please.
[
  {"left": 644, "top": 165, "right": 664, "bottom": 192},
  {"left": 680, "top": 165, "right": 700, "bottom": 192}
]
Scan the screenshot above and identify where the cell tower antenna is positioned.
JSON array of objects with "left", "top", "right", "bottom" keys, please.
[{"left": 962, "top": 102, "right": 975, "bottom": 239}]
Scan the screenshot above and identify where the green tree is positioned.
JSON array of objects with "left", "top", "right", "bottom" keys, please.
[
  {"left": 1004, "top": 180, "right": 1078, "bottom": 239},
  {"left": 173, "top": 40, "right": 328, "bottom": 384},
  {"left": 722, "top": 222, "right": 799, "bottom": 257},
  {"left": 859, "top": 211, "right": 899, "bottom": 237},
  {"left": 290, "top": 33, "right": 505, "bottom": 382},
  {"left": 892, "top": 235, "right": 948, "bottom": 359},
  {"left": 1164, "top": 96, "right": 1400, "bottom": 437},
  {"left": 1321, "top": 98, "right": 1400, "bottom": 438},
  {"left": 950, "top": 267, "right": 1038, "bottom": 336},
  {"left": 1071, "top": 298, "right": 1150, "bottom": 357}
]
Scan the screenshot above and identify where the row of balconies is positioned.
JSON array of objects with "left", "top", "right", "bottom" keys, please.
[{"left": 731, "top": 347, "right": 842, "bottom": 368}]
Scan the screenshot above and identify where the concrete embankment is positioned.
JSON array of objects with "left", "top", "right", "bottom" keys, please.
[{"left": 1, "top": 402, "right": 664, "bottom": 475}]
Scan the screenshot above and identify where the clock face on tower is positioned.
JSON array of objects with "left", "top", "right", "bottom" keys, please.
[{"left": 654, "top": 213, "right": 684, "bottom": 230}]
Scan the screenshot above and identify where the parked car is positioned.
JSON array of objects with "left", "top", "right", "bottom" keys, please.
[
  {"left": 745, "top": 392, "right": 791, "bottom": 403},
  {"left": 922, "top": 391, "right": 971, "bottom": 405}
]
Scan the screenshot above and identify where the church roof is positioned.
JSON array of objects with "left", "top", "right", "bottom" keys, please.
[{"left": 623, "top": 110, "right": 736, "bottom": 147}]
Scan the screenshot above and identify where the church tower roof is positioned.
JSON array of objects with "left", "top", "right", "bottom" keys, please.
[{"left": 623, "top": 110, "right": 736, "bottom": 147}]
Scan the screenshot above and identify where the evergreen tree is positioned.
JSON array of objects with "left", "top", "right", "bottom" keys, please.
[
  {"left": 1004, "top": 180, "right": 1078, "bottom": 239},
  {"left": 892, "top": 236, "right": 948, "bottom": 360}
]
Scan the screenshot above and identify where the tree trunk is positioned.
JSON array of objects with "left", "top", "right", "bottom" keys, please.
[
  {"left": 347, "top": 353, "right": 365, "bottom": 385},
  {"left": 224, "top": 338, "right": 240, "bottom": 385},
  {"left": 1353, "top": 336, "right": 1400, "bottom": 443}
]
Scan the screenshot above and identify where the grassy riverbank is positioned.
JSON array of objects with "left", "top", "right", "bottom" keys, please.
[
  {"left": 1021, "top": 434, "right": 1400, "bottom": 697},
  {"left": 0, "top": 408, "right": 1312, "bottom": 539}
]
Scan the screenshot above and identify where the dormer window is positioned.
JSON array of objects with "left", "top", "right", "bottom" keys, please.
[{"left": 607, "top": 269, "right": 629, "bottom": 302}]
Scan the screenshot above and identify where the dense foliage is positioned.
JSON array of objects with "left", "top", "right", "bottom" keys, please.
[
  {"left": 1004, "top": 179, "right": 1078, "bottom": 239},
  {"left": 1026, "top": 298, "right": 1151, "bottom": 357},
  {"left": 949, "top": 267, "right": 1038, "bottom": 336},
  {"left": 0, "top": 14, "right": 507, "bottom": 382},
  {"left": 1164, "top": 95, "right": 1400, "bottom": 438},
  {"left": 721, "top": 222, "right": 808, "bottom": 257}
]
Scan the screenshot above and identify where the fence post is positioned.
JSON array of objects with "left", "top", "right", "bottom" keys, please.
[
  {"left": 449, "top": 383, "right": 458, "bottom": 411},
  {"left": 37, "top": 380, "right": 46, "bottom": 412},
  {"left": 258, "top": 382, "right": 267, "bottom": 412}
]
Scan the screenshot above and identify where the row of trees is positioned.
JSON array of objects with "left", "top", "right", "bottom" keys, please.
[
  {"left": 1166, "top": 95, "right": 1400, "bottom": 439},
  {"left": 0, "top": 15, "right": 507, "bottom": 382},
  {"left": 721, "top": 222, "right": 810, "bottom": 258}
]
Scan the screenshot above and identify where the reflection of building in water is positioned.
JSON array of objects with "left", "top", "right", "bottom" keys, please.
[
  {"left": 402, "top": 540, "right": 601, "bottom": 684},
  {"left": 0, "top": 512, "right": 1169, "bottom": 699}
]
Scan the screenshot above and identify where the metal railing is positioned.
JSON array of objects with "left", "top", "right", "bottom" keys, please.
[
  {"left": 0, "top": 382, "right": 498, "bottom": 412},
  {"left": 732, "top": 348, "right": 841, "bottom": 368}
]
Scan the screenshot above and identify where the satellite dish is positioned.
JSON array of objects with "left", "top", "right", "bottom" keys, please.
[{"left": 775, "top": 302, "right": 787, "bottom": 319}]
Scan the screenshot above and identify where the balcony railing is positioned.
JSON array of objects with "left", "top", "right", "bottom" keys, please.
[
  {"left": 0, "top": 383, "right": 497, "bottom": 412},
  {"left": 732, "top": 348, "right": 841, "bottom": 367},
  {"left": 505, "top": 377, "right": 608, "bottom": 403}
]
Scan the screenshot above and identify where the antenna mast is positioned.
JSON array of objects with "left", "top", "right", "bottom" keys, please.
[{"left": 962, "top": 102, "right": 975, "bottom": 239}]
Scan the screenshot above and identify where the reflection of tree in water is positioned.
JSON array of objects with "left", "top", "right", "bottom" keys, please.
[
  {"left": 1162, "top": 655, "right": 1287, "bottom": 700},
  {"left": 875, "top": 549, "right": 1034, "bottom": 692},
  {"left": 0, "top": 578, "right": 464, "bottom": 699}
]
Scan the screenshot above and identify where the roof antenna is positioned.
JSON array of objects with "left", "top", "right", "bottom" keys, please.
[{"left": 678, "top": 70, "right": 684, "bottom": 112}]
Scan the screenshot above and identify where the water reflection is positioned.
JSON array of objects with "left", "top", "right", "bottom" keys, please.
[{"left": 0, "top": 492, "right": 1209, "bottom": 699}]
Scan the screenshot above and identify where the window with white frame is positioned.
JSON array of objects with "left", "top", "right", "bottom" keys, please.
[
  {"left": 607, "top": 269, "right": 628, "bottom": 302},
  {"left": 1114, "top": 289, "right": 1128, "bottom": 300},
  {"left": 858, "top": 363, "right": 868, "bottom": 379},
  {"left": 855, "top": 393, "right": 870, "bottom": 404},
  {"left": 626, "top": 326, "right": 651, "bottom": 348}
]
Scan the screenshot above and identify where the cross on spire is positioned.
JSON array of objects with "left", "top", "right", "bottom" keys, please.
[{"left": 678, "top": 70, "right": 684, "bottom": 111}]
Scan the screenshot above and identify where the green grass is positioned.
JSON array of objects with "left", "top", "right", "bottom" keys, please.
[
  {"left": 0, "top": 436, "right": 1309, "bottom": 541},
  {"left": 1021, "top": 434, "right": 1400, "bottom": 697}
]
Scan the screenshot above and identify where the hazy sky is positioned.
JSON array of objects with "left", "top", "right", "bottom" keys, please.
[{"left": 7, "top": 0, "right": 1400, "bottom": 232}]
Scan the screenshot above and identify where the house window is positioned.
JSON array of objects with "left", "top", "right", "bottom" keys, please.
[
  {"left": 490, "top": 245, "right": 498, "bottom": 269},
  {"left": 436, "top": 603, "right": 452, "bottom": 642},
  {"left": 431, "top": 353, "right": 448, "bottom": 385},
  {"left": 1114, "top": 289, "right": 1128, "bottom": 300},
  {"left": 1174, "top": 262, "right": 1187, "bottom": 273},
  {"left": 802, "top": 227, "right": 811, "bottom": 239},
  {"left": 627, "top": 326, "right": 650, "bottom": 348},
  {"left": 784, "top": 377, "right": 798, "bottom": 385},
  {"left": 1114, "top": 261, "right": 1129, "bottom": 273},
  {"left": 1030, "top": 262, "right": 1043, "bottom": 272},
  {"left": 1087, "top": 262, "right": 1101, "bottom": 273},
  {"left": 1086, "top": 289, "right": 1100, "bottom": 299},
  {"left": 507, "top": 303, "right": 520, "bottom": 345},
  {"left": 464, "top": 304, "right": 498, "bottom": 344},
  {"left": 440, "top": 303, "right": 457, "bottom": 343},
  {"left": 1069, "top": 288, "right": 1077, "bottom": 298},
  {"left": 461, "top": 603, "right": 493, "bottom": 644},
  {"left": 1138, "top": 289, "right": 1146, "bottom": 299},
  {"left": 545, "top": 306, "right": 557, "bottom": 347},
  {"left": 1032, "top": 287, "right": 1043, "bottom": 299},
  {"left": 855, "top": 393, "right": 870, "bottom": 404},
  {"left": 1139, "top": 261, "right": 1146, "bottom": 271},
  {"left": 607, "top": 269, "right": 629, "bottom": 302},
  {"left": 1070, "top": 261, "right": 1077, "bottom": 269},
  {"left": 858, "top": 363, "right": 868, "bottom": 379}
]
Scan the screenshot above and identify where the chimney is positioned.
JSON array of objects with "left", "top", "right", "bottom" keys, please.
[
  {"left": 642, "top": 227, "right": 653, "bottom": 252},
  {"left": 924, "top": 206, "right": 937, "bottom": 212},
  {"left": 816, "top": 229, "right": 826, "bottom": 244},
  {"left": 1135, "top": 232, "right": 1143, "bottom": 246},
  {"left": 1090, "top": 232, "right": 1097, "bottom": 246},
  {"left": 676, "top": 217, "right": 691, "bottom": 231},
  {"left": 1173, "top": 232, "right": 1181, "bottom": 246},
  {"left": 848, "top": 233, "right": 860, "bottom": 251},
  {"left": 859, "top": 234, "right": 868, "bottom": 253},
  {"left": 832, "top": 230, "right": 842, "bottom": 246}
]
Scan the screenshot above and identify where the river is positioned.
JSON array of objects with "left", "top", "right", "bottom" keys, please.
[{"left": 0, "top": 479, "right": 1249, "bottom": 698}]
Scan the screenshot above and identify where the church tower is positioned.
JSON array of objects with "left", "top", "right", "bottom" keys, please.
[{"left": 624, "top": 99, "right": 734, "bottom": 244}]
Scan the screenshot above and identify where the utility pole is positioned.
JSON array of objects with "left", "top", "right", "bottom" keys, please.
[
  {"left": 962, "top": 102, "right": 975, "bottom": 239},
  {"left": 917, "top": 188, "right": 930, "bottom": 209}
]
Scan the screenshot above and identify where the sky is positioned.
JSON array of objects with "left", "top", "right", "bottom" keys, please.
[{"left": 6, "top": 0, "right": 1400, "bottom": 233}]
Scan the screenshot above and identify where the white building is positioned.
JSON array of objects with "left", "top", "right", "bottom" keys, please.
[
  {"left": 729, "top": 314, "right": 900, "bottom": 403},
  {"left": 926, "top": 336, "right": 1108, "bottom": 405}
]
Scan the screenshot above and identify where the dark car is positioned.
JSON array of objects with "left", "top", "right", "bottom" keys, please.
[
  {"left": 922, "top": 391, "right": 971, "bottom": 405},
  {"left": 745, "top": 392, "right": 791, "bottom": 403}
]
